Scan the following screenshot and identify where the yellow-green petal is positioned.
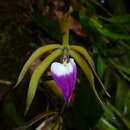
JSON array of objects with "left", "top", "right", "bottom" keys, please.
[
  {"left": 69, "top": 49, "right": 104, "bottom": 106},
  {"left": 70, "top": 45, "right": 95, "bottom": 67},
  {"left": 70, "top": 45, "right": 110, "bottom": 97},
  {"left": 15, "top": 44, "right": 61, "bottom": 86},
  {"left": 25, "top": 49, "right": 62, "bottom": 115}
]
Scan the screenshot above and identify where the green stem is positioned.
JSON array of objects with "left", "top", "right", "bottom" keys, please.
[
  {"left": 60, "top": 7, "right": 73, "bottom": 48},
  {"left": 62, "top": 26, "right": 69, "bottom": 48}
]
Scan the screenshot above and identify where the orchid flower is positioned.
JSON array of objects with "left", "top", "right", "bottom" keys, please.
[
  {"left": 51, "top": 58, "right": 77, "bottom": 104},
  {"left": 15, "top": 7, "right": 110, "bottom": 115}
]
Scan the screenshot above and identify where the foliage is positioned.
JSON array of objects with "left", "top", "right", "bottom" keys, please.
[{"left": 0, "top": 0, "right": 130, "bottom": 130}]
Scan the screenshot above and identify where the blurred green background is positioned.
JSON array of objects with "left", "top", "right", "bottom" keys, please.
[{"left": 0, "top": 0, "right": 130, "bottom": 129}]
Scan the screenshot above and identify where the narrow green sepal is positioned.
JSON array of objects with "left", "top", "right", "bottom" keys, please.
[
  {"left": 15, "top": 44, "right": 61, "bottom": 87},
  {"left": 24, "top": 49, "right": 62, "bottom": 115},
  {"left": 70, "top": 45, "right": 110, "bottom": 97},
  {"left": 69, "top": 49, "right": 104, "bottom": 106}
]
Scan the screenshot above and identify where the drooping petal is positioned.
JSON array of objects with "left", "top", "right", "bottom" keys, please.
[{"left": 51, "top": 58, "right": 77, "bottom": 103}]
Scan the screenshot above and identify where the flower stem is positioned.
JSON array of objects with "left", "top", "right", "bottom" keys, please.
[
  {"left": 60, "top": 7, "right": 73, "bottom": 48},
  {"left": 59, "top": 102, "right": 66, "bottom": 115}
]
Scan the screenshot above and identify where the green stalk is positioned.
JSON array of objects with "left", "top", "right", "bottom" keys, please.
[{"left": 60, "top": 7, "right": 73, "bottom": 48}]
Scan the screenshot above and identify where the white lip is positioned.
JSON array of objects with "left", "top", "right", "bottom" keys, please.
[{"left": 51, "top": 58, "right": 75, "bottom": 76}]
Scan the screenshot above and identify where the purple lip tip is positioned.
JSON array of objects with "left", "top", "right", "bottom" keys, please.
[{"left": 51, "top": 58, "right": 77, "bottom": 103}]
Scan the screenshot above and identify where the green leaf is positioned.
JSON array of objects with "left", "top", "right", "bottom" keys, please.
[
  {"left": 96, "top": 117, "right": 118, "bottom": 130},
  {"left": 69, "top": 49, "right": 104, "bottom": 106},
  {"left": 15, "top": 44, "right": 61, "bottom": 86},
  {"left": 119, "top": 71, "right": 130, "bottom": 82},
  {"left": 109, "top": 59, "right": 130, "bottom": 75},
  {"left": 98, "top": 26, "right": 130, "bottom": 40},
  {"left": 108, "top": 103, "right": 130, "bottom": 129},
  {"left": 109, "top": 59, "right": 130, "bottom": 81},
  {"left": 115, "top": 78, "right": 129, "bottom": 112},
  {"left": 100, "top": 15, "right": 130, "bottom": 24},
  {"left": 90, "top": 18, "right": 130, "bottom": 40},
  {"left": 97, "top": 55, "right": 105, "bottom": 79},
  {"left": 79, "top": 11, "right": 90, "bottom": 34},
  {"left": 25, "top": 49, "right": 62, "bottom": 115}
]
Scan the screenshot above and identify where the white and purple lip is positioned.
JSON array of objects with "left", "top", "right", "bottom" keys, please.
[{"left": 51, "top": 58, "right": 77, "bottom": 104}]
